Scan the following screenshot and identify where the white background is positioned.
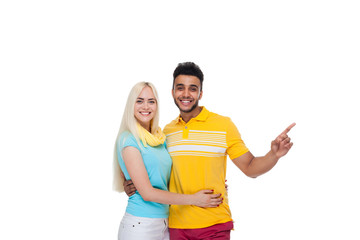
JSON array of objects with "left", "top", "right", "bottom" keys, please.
[{"left": 1, "top": 0, "right": 359, "bottom": 239}]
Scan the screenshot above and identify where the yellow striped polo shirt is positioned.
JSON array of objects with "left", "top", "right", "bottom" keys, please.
[{"left": 163, "top": 107, "right": 249, "bottom": 229}]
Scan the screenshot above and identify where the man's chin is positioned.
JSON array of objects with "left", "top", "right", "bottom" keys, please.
[
  {"left": 180, "top": 108, "right": 194, "bottom": 113},
  {"left": 174, "top": 99, "right": 199, "bottom": 114},
  {"left": 176, "top": 104, "right": 198, "bottom": 113}
]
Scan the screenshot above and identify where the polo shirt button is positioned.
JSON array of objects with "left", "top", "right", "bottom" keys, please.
[{"left": 185, "top": 126, "right": 188, "bottom": 129}]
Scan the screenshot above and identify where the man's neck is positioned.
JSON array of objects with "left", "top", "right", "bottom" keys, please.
[{"left": 180, "top": 106, "right": 202, "bottom": 123}]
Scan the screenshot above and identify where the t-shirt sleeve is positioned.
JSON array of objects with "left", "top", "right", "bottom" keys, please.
[
  {"left": 116, "top": 133, "right": 141, "bottom": 180},
  {"left": 117, "top": 133, "right": 141, "bottom": 153},
  {"left": 117, "top": 133, "right": 141, "bottom": 168},
  {"left": 226, "top": 118, "right": 249, "bottom": 160}
]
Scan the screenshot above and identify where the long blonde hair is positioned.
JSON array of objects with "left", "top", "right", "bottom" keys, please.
[{"left": 113, "top": 82, "right": 160, "bottom": 192}]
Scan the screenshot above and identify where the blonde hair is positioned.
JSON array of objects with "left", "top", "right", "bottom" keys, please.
[{"left": 113, "top": 82, "right": 160, "bottom": 192}]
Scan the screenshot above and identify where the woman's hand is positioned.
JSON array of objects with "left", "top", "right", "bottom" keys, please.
[{"left": 192, "top": 190, "right": 223, "bottom": 208}]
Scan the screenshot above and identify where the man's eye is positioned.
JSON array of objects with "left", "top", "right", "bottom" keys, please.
[{"left": 190, "top": 88, "right": 198, "bottom": 92}]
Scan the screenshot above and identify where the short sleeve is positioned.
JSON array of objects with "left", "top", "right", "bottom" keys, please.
[
  {"left": 116, "top": 132, "right": 141, "bottom": 180},
  {"left": 226, "top": 118, "right": 249, "bottom": 159},
  {"left": 117, "top": 132, "right": 141, "bottom": 153}
]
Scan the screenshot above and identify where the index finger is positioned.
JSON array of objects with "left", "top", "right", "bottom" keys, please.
[{"left": 281, "top": 122, "right": 296, "bottom": 135}]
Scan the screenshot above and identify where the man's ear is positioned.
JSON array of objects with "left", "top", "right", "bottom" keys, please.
[{"left": 199, "top": 90, "right": 203, "bottom": 100}]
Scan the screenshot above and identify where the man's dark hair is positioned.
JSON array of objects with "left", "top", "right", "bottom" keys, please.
[{"left": 173, "top": 62, "right": 204, "bottom": 90}]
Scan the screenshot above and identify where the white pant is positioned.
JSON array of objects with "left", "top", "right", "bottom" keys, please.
[{"left": 118, "top": 213, "right": 169, "bottom": 240}]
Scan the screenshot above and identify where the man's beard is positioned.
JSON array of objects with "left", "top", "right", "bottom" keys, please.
[{"left": 174, "top": 98, "right": 199, "bottom": 113}]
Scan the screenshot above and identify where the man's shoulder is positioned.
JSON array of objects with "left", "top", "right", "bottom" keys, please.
[
  {"left": 203, "top": 110, "right": 237, "bottom": 134},
  {"left": 206, "top": 110, "right": 232, "bottom": 123}
]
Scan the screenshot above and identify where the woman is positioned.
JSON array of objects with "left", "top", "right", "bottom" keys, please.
[{"left": 113, "top": 82, "right": 222, "bottom": 240}]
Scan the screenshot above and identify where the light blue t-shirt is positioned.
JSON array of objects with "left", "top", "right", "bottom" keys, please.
[{"left": 117, "top": 132, "right": 172, "bottom": 218}]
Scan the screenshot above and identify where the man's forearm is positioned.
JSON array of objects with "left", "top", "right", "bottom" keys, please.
[{"left": 246, "top": 151, "right": 279, "bottom": 178}]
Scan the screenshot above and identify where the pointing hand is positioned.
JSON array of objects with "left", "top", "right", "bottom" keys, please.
[{"left": 271, "top": 123, "right": 296, "bottom": 159}]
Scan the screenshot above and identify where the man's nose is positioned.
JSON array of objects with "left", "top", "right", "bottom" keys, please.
[{"left": 183, "top": 88, "right": 191, "bottom": 97}]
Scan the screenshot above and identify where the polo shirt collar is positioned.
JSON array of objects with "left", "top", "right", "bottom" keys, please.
[{"left": 176, "top": 106, "right": 209, "bottom": 124}]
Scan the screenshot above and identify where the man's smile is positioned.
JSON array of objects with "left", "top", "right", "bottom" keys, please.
[{"left": 179, "top": 99, "right": 193, "bottom": 106}]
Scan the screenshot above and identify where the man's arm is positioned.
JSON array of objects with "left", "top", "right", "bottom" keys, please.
[
  {"left": 232, "top": 123, "right": 296, "bottom": 178},
  {"left": 123, "top": 179, "right": 136, "bottom": 196},
  {"left": 118, "top": 166, "right": 136, "bottom": 196}
]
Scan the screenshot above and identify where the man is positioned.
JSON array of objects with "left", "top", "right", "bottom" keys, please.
[{"left": 123, "top": 62, "right": 295, "bottom": 239}]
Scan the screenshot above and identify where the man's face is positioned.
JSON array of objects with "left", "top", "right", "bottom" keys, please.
[{"left": 172, "top": 75, "right": 203, "bottom": 113}]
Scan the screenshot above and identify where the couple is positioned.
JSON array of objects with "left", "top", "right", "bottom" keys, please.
[{"left": 113, "top": 62, "right": 295, "bottom": 240}]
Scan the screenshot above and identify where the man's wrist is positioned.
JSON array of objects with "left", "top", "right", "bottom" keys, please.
[{"left": 268, "top": 150, "right": 280, "bottom": 162}]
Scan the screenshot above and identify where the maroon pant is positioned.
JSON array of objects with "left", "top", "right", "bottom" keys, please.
[{"left": 169, "top": 221, "right": 233, "bottom": 240}]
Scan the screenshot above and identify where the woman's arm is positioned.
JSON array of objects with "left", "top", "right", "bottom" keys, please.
[{"left": 122, "top": 146, "right": 222, "bottom": 207}]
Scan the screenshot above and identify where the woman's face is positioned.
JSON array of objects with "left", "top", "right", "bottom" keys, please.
[{"left": 134, "top": 86, "right": 157, "bottom": 131}]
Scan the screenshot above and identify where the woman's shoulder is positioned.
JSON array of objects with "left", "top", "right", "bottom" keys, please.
[
  {"left": 119, "top": 131, "right": 133, "bottom": 140},
  {"left": 118, "top": 131, "right": 139, "bottom": 149}
]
